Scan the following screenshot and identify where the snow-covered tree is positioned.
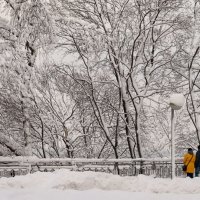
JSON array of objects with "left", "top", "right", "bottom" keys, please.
[
  {"left": 0, "top": 0, "right": 52, "bottom": 155},
  {"left": 52, "top": 0, "right": 189, "bottom": 159}
]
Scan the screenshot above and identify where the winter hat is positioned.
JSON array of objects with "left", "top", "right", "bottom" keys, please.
[{"left": 188, "top": 148, "right": 193, "bottom": 153}]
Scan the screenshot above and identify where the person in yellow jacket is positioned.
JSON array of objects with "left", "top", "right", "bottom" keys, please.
[{"left": 183, "top": 148, "right": 196, "bottom": 178}]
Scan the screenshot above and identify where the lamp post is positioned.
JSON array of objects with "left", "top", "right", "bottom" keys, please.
[{"left": 169, "top": 93, "right": 185, "bottom": 179}]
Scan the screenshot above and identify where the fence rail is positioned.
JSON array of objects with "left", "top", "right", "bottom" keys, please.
[{"left": 0, "top": 157, "right": 185, "bottom": 178}]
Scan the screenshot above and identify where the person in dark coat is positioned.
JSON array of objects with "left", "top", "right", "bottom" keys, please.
[{"left": 195, "top": 145, "right": 200, "bottom": 177}]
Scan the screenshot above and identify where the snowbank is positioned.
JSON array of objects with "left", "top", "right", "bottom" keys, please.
[{"left": 0, "top": 169, "right": 200, "bottom": 194}]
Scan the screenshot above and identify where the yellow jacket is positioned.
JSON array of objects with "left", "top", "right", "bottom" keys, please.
[{"left": 183, "top": 153, "right": 196, "bottom": 173}]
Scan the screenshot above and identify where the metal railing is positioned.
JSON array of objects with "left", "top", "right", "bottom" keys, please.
[{"left": 0, "top": 157, "right": 184, "bottom": 178}]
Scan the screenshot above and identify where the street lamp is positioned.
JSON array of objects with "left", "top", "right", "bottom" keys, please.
[{"left": 169, "top": 93, "right": 185, "bottom": 179}]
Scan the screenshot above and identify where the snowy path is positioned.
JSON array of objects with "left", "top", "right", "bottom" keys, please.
[{"left": 1, "top": 189, "right": 200, "bottom": 200}]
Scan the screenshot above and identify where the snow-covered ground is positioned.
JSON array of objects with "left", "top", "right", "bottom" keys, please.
[{"left": 0, "top": 169, "right": 200, "bottom": 200}]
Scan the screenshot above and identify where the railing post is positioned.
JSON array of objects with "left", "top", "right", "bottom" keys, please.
[
  {"left": 28, "top": 164, "right": 32, "bottom": 174},
  {"left": 139, "top": 160, "right": 144, "bottom": 174},
  {"left": 113, "top": 162, "right": 119, "bottom": 175}
]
